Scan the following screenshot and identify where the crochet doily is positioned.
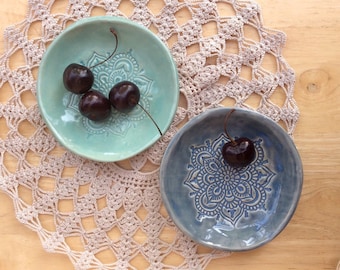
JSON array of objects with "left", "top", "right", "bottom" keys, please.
[{"left": 0, "top": 0, "right": 299, "bottom": 269}]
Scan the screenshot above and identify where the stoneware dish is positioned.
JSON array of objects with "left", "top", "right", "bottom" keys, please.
[
  {"left": 37, "top": 16, "right": 179, "bottom": 162},
  {"left": 160, "top": 107, "right": 303, "bottom": 251}
]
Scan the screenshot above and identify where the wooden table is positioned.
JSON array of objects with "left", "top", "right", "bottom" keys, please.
[{"left": 0, "top": 0, "right": 339, "bottom": 269}]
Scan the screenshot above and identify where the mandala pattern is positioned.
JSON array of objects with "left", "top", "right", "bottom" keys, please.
[
  {"left": 184, "top": 134, "right": 277, "bottom": 227},
  {"left": 64, "top": 50, "right": 153, "bottom": 136}
]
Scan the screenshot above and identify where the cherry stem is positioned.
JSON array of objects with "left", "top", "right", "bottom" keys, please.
[
  {"left": 89, "top": 28, "right": 118, "bottom": 69},
  {"left": 137, "top": 104, "right": 163, "bottom": 136},
  {"left": 223, "top": 108, "right": 237, "bottom": 145}
]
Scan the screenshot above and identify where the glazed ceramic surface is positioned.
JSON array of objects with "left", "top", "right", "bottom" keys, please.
[
  {"left": 37, "top": 16, "right": 179, "bottom": 162},
  {"left": 160, "top": 108, "right": 303, "bottom": 251}
]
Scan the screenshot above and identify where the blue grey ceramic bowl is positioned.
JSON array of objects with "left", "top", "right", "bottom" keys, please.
[
  {"left": 37, "top": 16, "right": 179, "bottom": 162},
  {"left": 160, "top": 107, "right": 303, "bottom": 251}
]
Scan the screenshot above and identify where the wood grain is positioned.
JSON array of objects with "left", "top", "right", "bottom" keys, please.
[{"left": 1, "top": 0, "right": 340, "bottom": 269}]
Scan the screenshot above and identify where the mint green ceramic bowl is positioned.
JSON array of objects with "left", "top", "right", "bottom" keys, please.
[{"left": 37, "top": 16, "right": 179, "bottom": 162}]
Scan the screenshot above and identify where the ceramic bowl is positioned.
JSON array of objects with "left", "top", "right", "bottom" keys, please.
[
  {"left": 160, "top": 107, "right": 303, "bottom": 251},
  {"left": 37, "top": 16, "right": 179, "bottom": 162}
]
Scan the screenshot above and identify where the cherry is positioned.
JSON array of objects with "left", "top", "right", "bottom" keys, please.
[
  {"left": 63, "top": 63, "right": 94, "bottom": 94},
  {"left": 221, "top": 109, "right": 255, "bottom": 167},
  {"left": 109, "top": 81, "right": 140, "bottom": 113},
  {"left": 109, "top": 81, "right": 163, "bottom": 136},
  {"left": 79, "top": 90, "right": 111, "bottom": 121},
  {"left": 63, "top": 28, "right": 118, "bottom": 94}
]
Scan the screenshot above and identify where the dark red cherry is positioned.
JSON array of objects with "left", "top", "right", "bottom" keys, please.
[
  {"left": 79, "top": 90, "right": 111, "bottom": 121},
  {"left": 63, "top": 63, "right": 94, "bottom": 94},
  {"left": 222, "top": 137, "right": 255, "bottom": 167},
  {"left": 221, "top": 109, "right": 256, "bottom": 167},
  {"left": 109, "top": 81, "right": 163, "bottom": 136},
  {"left": 63, "top": 28, "right": 118, "bottom": 94},
  {"left": 109, "top": 81, "right": 140, "bottom": 113}
]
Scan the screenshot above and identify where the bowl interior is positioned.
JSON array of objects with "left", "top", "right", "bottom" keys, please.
[{"left": 37, "top": 16, "right": 179, "bottom": 162}]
